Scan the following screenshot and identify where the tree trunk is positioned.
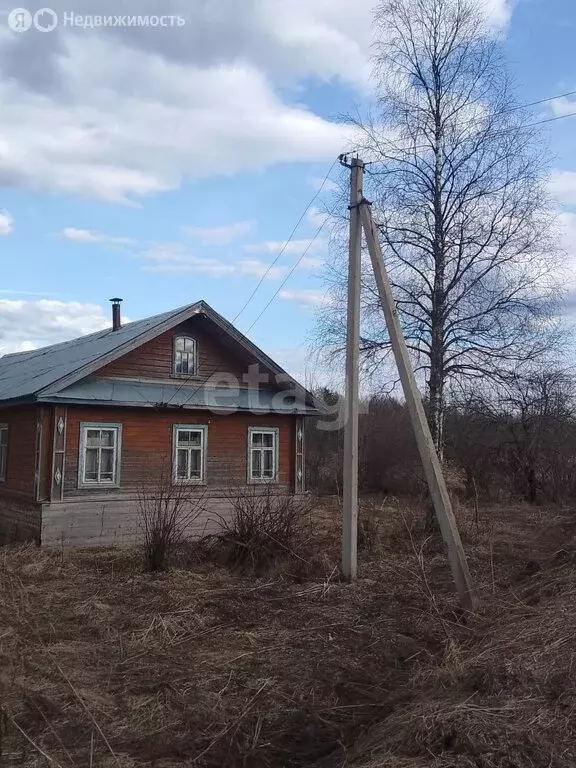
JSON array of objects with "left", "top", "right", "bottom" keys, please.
[
  {"left": 429, "top": 62, "right": 446, "bottom": 456},
  {"left": 426, "top": 80, "right": 446, "bottom": 530},
  {"left": 525, "top": 461, "right": 537, "bottom": 504},
  {"left": 428, "top": 343, "right": 444, "bottom": 458}
]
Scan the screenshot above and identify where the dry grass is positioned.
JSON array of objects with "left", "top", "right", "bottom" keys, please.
[{"left": 1, "top": 500, "right": 576, "bottom": 767}]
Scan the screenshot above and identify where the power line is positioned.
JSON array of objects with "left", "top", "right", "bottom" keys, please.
[
  {"left": 171, "top": 219, "right": 330, "bottom": 412},
  {"left": 365, "top": 105, "right": 576, "bottom": 165},
  {"left": 519, "top": 89, "right": 576, "bottom": 110},
  {"left": 163, "top": 158, "right": 339, "bottom": 408},
  {"left": 520, "top": 110, "right": 576, "bottom": 128},
  {"left": 245, "top": 219, "right": 328, "bottom": 335},
  {"left": 361, "top": 86, "right": 576, "bottom": 163},
  {"left": 233, "top": 158, "right": 339, "bottom": 323},
  {"left": 158, "top": 91, "right": 576, "bottom": 408}
]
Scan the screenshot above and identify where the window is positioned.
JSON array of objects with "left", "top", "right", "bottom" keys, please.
[
  {"left": 248, "top": 428, "right": 279, "bottom": 483},
  {"left": 78, "top": 423, "right": 122, "bottom": 487},
  {"left": 173, "top": 336, "right": 197, "bottom": 375},
  {"left": 0, "top": 425, "right": 7, "bottom": 482},
  {"left": 173, "top": 425, "right": 207, "bottom": 484}
]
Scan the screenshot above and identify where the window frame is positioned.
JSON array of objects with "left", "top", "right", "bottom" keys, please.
[
  {"left": 248, "top": 427, "right": 279, "bottom": 484},
  {"left": 172, "top": 424, "right": 208, "bottom": 485},
  {"left": 172, "top": 335, "right": 198, "bottom": 377},
  {"left": 0, "top": 424, "right": 8, "bottom": 483},
  {"left": 78, "top": 422, "right": 122, "bottom": 489}
]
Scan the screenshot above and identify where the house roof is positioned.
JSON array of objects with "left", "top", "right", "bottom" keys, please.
[
  {"left": 42, "top": 379, "right": 319, "bottom": 415},
  {"left": 0, "top": 301, "right": 317, "bottom": 412},
  {"left": 0, "top": 306, "right": 182, "bottom": 402}
]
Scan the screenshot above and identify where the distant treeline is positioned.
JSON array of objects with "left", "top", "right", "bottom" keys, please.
[{"left": 306, "top": 371, "right": 576, "bottom": 504}]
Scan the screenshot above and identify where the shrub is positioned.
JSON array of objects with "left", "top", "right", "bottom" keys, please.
[
  {"left": 210, "top": 485, "right": 315, "bottom": 575},
  {"left": 137, "top": 459, "right": 205, "bottom": 572}
]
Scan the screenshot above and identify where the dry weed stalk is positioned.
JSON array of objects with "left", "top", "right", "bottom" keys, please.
[
  {"left": 205, "top": 484, "right": 315, "bottom": 574},
  {"left": 2, "top": 501, "right": 576, "bottom": 767},
  {"left": 137, "top": 456, "right": 206, "bottom": 571}
]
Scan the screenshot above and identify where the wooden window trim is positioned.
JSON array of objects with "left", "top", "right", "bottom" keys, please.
[
  {"left": 172, "top": 424, "right": 208, "bottom": 485},
  {"left": 173, "top": 335, "right": 198, "bottom": 376},
  {"left": 0, "top": 424, "right": 8, "bottom": 483},
  {"left": 248, "top": 427, "right": 279, "bottom": 485},
  {"left": 78, "top": 422, "right": 122, "bottom": 489}
]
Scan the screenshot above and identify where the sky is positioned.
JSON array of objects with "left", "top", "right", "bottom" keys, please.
[{"left": 0, "top": 0, "right": 575, "bottom": 384}]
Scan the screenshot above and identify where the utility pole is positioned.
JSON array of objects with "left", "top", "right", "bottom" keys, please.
[
  {"left": 358, "top": 194, "right": 476, "bottom": 611},
  {"left": 341, "top": 156, "right": 364, "bottom": 580}
]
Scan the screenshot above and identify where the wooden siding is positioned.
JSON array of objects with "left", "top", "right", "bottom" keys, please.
[
  {"left": 63, "top": 405, "right": 296, "bottom": 497},
  {"left": 50, "top": 406, "right": 67, "bottom": 502},
  {"left": 0, "top": 405, "right": 40, "bottom": 499},
  {"left": 0, "top": 497, "right": 41, "bottom": 544},
  {"left": 96, "top": 318, "right": 253, "bottom": 383},
  {"left": 38, "top": 406, "right": 54, "bottom": 502},
  {"left": 41, "top": 492, "right": 310, "bottom": 547}
]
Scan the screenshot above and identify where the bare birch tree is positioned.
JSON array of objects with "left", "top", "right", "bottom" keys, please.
[{"left": 320, "top": 0, "right": 565, "bottom": 459}]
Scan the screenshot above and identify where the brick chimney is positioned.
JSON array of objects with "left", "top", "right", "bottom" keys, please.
[{"left": 110, "top": 298, "right": 123, "bottom": 331}]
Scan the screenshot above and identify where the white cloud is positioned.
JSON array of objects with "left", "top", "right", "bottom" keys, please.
[
  {"left": 558, "top": 213, "right": 576, "bottom": 305},
  {"left": 550, "top": 96, "right": 576, "bottom": 118},
  {"left": 263, "top": 344, "right": 337, "bottom": 388},
  {"left": 560, "top": 212, "right": 576, "bottom": 256},
  {"left": 244, "top": 238, "right": 323, "bottom": 255},
  {"left": 183, "top": 220, "right": 255, "bottom": 246},
  {"left": 57, "top": 229, "right": 294, "bottom": 279},
  {"left": 307, "top": 208, "right": 332, "bottom": 229},
  {"left": 298, "top": 256, "right": 323, "bottom": 270},
  {"left": 484, "top": 0, "right": 514, "bottom": 29},
  {"left": 0, "top": 299, "right": 110, "bottom": 355},
  {"left": 0, "top": 210, "right": 13, "bottom": 235},
  {"left": 0, "top": 290, "right": 57, "bottom": 296},
  {"left": 0, "top": 0, "right": 513, "bottom": 204},
  {"left": 61, "top": 227, "right": 135, "bottom": 246},
  {"left": 550, "top": 170, "right": 576, "bottom": 207},
  {"left": 279, "top": 289, "right": 331, "bottom": 306},
  {"left": 548, "top": 173, "right": 576, "bottom": 288},
  {"left": 237, "top": 260, "right": 286, "bottom": 279},
  {"left": 139, "top": 243, "right": 285, "bottom": 279},
  {"left": 308, "top": 176, "right": 339, "bottom": 192},
  {"left": 0, "top": 33, "right": 353, "bottom": 204}
]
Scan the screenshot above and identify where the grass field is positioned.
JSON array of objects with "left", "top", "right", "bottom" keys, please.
[{"left": 1, "top": 499, "right": 576, "bottom": 767}]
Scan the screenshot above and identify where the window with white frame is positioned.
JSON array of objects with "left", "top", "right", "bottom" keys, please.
[
  {"left": 173, "top": 425, "right": 207, "bottom": 483},
  {"left": 79, "top": 423, "right": 122, "bottom": 487},
  {"left": 0, "top": 425, "right": 7, "bottom": 482},
  {"left": 173, "top": 336, "right": 197, "bottom": 375},
  {"left": 248, "top": 428, "right": 279, "bottom": 483}
]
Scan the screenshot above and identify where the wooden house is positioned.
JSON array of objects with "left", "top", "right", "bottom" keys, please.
[{"left": 0, "top": 300, "right": 317, "bottom": 546}]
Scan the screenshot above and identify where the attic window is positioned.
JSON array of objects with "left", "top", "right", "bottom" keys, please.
[{"left": 174, "top": 336, "right": 197, "bottom": 376}]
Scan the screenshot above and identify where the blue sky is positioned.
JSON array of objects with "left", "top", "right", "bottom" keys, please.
[{"left": 0, "top": 0, "right": 574, "bottom": 383}]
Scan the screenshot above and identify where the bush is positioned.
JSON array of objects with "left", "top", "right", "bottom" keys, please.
[
  {"left": 137, "top": 459, "right": 206, "bottom": 572},
  {"left": 209, "top": 486, "right": 315, "bottom": 575}
]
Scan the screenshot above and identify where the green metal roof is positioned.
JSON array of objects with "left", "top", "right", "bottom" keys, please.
[
  {"left": 40, "top": 378, "right": 317, "bottom": 415},
  {"left": 0, "top": 301, "right": 318, "bottom": 412}
]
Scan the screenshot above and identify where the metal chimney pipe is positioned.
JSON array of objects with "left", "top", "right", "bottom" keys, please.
[{"left": 110, "top": 298, "right": 123, "bottom": 331}]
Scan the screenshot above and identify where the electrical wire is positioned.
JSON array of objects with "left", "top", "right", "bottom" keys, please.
[
  {"left": 156, "top": 89, "right": 576, "bottom": 409},
  {"left": 244, "top": 220, "right": 328, "bottom": 336},
  {"left": 170, "top": 219, "right": 330, "bottom": 411},
  {"left": 232, "top": 158, "right": 339, "bottom": 324},
  {"left": 365, "top": 104, "right": 576, "bottom": 165},
  {"left": 163, "top": 158, "right": 339, "bottom": 408},
  {"left": 518, "top": 88, "right": 576, "bottom": 110}
]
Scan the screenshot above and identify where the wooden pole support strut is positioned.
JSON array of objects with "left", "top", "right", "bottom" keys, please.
[{"left": 359, "top": 198, "right": 477, "bottom": 611}]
